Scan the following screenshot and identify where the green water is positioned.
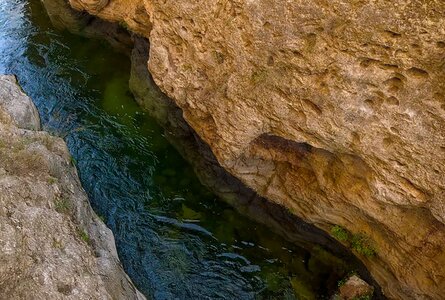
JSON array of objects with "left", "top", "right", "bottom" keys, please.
[{"left": 0, "top": 0, "right": 360, "bottom": 299}]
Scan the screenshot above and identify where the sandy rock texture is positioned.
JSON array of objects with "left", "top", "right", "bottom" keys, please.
[
  {"left": 52, "top": 0, "right": 445, "bottom": 299},
  {"left": 0, "top": 75, "right": 145, "bottom": 299}
]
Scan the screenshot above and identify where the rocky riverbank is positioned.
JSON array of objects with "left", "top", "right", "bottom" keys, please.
[
  {"left": 0, "top": 75, "right": 144, "bottom": 299},
  {"left": 40, "top": 0, "right": 445, "bottom": 298}
]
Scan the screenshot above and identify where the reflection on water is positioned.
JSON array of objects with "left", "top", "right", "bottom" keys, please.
[{"left": 0, "top": 0, "right": 357, "bottom": 299}]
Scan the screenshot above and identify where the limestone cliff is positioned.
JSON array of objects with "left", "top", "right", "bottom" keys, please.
[
  {"left": 46, "top": 0, "right": 445, "bottom": 299},
  {"left": 0, "top": 75, "right": 144, "bottom": 299}
]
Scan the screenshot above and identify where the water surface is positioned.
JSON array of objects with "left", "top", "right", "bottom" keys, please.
[{"left": 0, "top": 1, "right": 354, "bottom": 298}]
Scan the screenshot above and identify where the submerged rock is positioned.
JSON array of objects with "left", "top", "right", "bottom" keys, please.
[
  {"left": 0, "top": 74, "right": 144, "bottom": 299},
  {"left": 42, "top": 0, "right": 445, "bottom": 298}
]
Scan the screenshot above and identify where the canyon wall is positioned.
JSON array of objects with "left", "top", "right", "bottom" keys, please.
[
  {"left": 48, "top": 0, "right": 445, "bottom": 298},
  {"left": 0, "top": 75, "right": 144, "bottom": 299}
]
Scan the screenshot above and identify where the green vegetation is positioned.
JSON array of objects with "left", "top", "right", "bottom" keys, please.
[
  {"left": 337, "top": 271, "right": 357, "bottom": 287},
  {"left": 70, "top": 156, "right": 77, "bottom": 166},
  {"left": 77, "top": 228, "right": 90, "bottom": 244},
  {"left": 337, "top": 272, "right": 374, "bottom": 300},
  {"left": 351, "top": 234, "right": 376, "bottom": 257},
  {"left": 98, "top": 214, "right": 106, "bottom": 223},
  {"left": 330, "top": 225, "right": 376, "bottom": 258},
  {"left": 55, "top": 197, "right": 71, "bottom": 214},
  {"left": 352, "top": 294, "right": 373, "bottom": 300},
  {"left": 331, "top": 225, "right": 349, "bottom": 242},
  {"left": 118, "top": 21, "right": 130, "bottom": 31}
]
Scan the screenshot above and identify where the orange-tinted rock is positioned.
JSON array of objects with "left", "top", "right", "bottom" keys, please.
[{"left": 58, "top": 1, "right": 445, "bottom": 298}]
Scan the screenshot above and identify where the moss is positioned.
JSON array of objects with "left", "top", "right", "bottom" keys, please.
[
  {"left": 70, "top": 156, "right": 77, "bottom": 166},
  {"left": 331, "top": 225, "right": 349, "bottom": 242},
  {"left": 337, "top": 273, "right": 374, "bottom": 300},
  {"left": 337, "top": 271, "right": 357, "bottom": 287},
  {"left": 98, "top": 214, "right": 106, "bottom": 223},
  {"left": 77, "top": 229, "right": 90, "bottom": 244},
  {"left": 330, "top": 225, "right": 376, "bottom": 258},
  {"left": 351, "top": 234, "right": 376, "bottom": 257},
  {"left": 352, "top": 294, "right": 373, "bottom": 300}
]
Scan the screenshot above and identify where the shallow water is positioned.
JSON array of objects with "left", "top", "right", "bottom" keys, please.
[{"left": 0, "top": 1, "right": 356, "bottom": 299}]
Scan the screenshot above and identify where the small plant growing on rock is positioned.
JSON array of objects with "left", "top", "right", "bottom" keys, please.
[
  {"left": 118, "top": 21, "right": 130, "bottom": 31},
  {"left": 98, "top": 214, "right": 106, "bottom": 223},
  {"left": 337, "top": 274, "right": 374, "bottom": 300},
  {"left": 352, "top": 294, "right": 373, "bottom": 300},
  {"left": 330, "top": 225, "right": 376, "bottom": 258},
  {"left": 331, "top": 225, "right": 349, "bottom": 242},
  {"left": 77, "top": 228, "right": 90, "bottom": 244},
  {"left": 55, "top": 197, "right": 71, "bottom": 214},
  {"left": 351, "top": 234, "right": 376, "bottom": 257}
]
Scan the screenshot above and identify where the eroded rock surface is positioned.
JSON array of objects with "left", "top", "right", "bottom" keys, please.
[
  {"left": 0, "top": 75, "right": 144, "bottom": 299},
  {"left": 45, "top": 1, "right": 445, "bottom": 299}
]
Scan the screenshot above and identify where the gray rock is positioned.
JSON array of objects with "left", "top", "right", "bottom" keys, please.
[
  {"left": 0, "top": 75, "right": 41, "bottom": 130},
  {"left": 0, "top": 75, "right": 145, "bottom": 299}
]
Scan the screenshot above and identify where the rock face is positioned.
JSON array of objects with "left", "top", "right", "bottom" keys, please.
[
  {"left": 0, "top": 75, "right": 144, "bottom": 299},
  {"left": 46, "top": 1, "right": 445, "bottom": 299},
  {"left": 0, "top": 76, "right": 41, "bottom": 131}
]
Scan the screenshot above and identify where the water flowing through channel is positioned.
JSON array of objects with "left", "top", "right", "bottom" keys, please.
[{"left": 0, "top": 0, "right": 357, "bottom": 298}]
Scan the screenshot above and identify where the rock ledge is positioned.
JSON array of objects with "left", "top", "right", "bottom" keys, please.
[{"left": 0, "top": 74, "right": 145, "bottom": 299}]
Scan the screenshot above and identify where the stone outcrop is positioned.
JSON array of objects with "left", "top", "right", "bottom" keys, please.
[
  {"left": 43, "top": 1, "right": 445, "bottom": 299},
  {"left": 0, "top": 75, "right": 144, "bottom": 299},
  {"left": 338, "top": 275, "right": 374, "bottom": 300}
]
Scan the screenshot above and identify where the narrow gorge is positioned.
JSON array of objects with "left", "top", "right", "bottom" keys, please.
[{"left": 1, "top": 0, "right": 444, "bottom": 299}]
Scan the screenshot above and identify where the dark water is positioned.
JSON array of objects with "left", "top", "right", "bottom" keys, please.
[{"left": 0, "top": 1, "right": 356, "bottom": 299}]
